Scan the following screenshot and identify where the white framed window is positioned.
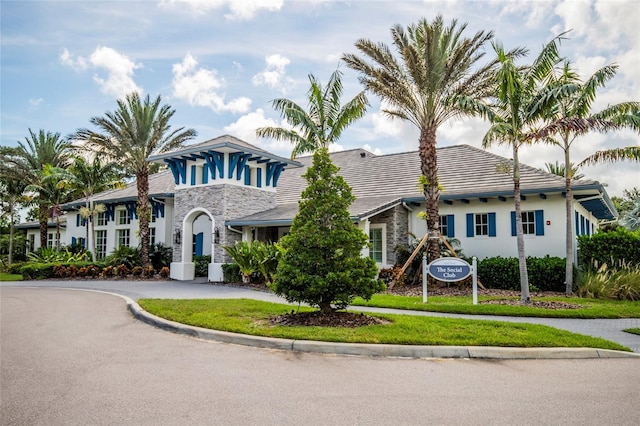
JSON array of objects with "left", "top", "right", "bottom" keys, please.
[
  {"left": 475, "top": 213, "right": 489, "bottom": 236},
  {"left": 149, "top": 227, "right": 156, "bottom": 246},
  {"left": 521, "top": 211, "right": 535, "bottom": 235},
  {"left": 117, "top": 229, "right": 130, "bottom": 247},
  {"left": 96, "top": 212, "right": 106, "bottom": 226},
  {"left": 369, "top": 224, "right": 386, "bottom": 265},
  {"left": 96, "top": 230, "right": 107, "bottom": 259},
  {"left": 118, "top": 209, "right": 130, "bottom": 225},
  {"left": 47, "top": 233, "right": 55, "bottom": 248}
]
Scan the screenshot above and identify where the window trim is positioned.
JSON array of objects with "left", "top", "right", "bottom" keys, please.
[{"left": 369, "top": 223, "right": 386, "bottom": 265}]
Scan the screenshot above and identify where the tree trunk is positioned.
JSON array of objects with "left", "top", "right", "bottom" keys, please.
[
  {"left": 38, "top": 202, "right": 48, "bottom": 250},
  {"left": 319, "top": 300, "right": 333, "bottom": 314},
  {"left": 8, "top": 209, "right": 15, "bottom": 266},
  {"left": 513, "top": 144, "right": 530, "bottom": 303},
  {"left": 137, "top": 166, "right": 151, "bottom": 267},
  {"left": 564, "top": 147, "right": 574, "bottom": 295},
  {"left": 55, "top": 215, "right": 61, "bottom": 251},
  {"left": 418, "top": 126, "right": 440, "bottom": 261}
]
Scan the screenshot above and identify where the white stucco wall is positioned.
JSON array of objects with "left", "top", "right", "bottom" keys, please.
[{"left": 408, "top": 193, "right": 589, "bottom": 260}]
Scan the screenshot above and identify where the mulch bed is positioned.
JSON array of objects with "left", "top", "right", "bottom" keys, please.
[{"left": 270, "top": 310, "right": 390, "bottom": 327}]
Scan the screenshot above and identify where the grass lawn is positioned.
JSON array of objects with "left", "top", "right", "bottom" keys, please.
[
  {"left": 624, "top": 328, "right": 640, "bottom": 336},
  {"left": 351, "top": 294, "right": 640, "bottom": 319},
  {"left": 0, "top": 273, "right": 22, "bottom": 281},
  {"left": 138, "top": 298, "right": 630, "bottom": 352}
]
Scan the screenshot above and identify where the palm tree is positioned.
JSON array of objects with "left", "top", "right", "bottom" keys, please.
[
  {"left": 0, "top": 174, "right": 30, "bottom": 266},
  {"left": 63, "top": 156, "right": 124, "bottom": 261},
  {"left": 256, "top": 69, "right": 368, "bottom": 159},
  {"left": 482, "top": 38, "right": 562, "bottom": 303},
  {"left": 0, "top": 130, "right": 72, "bottom": 249},
  {"left": 579, "top": 146, "right": 640, "bottom": 166},
  {"left": 531, "top": 62, "right": 640, "bottom": 294},
  {"left": 71, "top": 92, "right": 197, "bottom": 267},
  {"left": 544, "top": 161, "right": 584, "bottom": 180},
  {"left": 342, "top": 15, "right": 498, "bottom": 260},
  {"left": 26, "top": 165, "right": 74, "bottom": 250}
]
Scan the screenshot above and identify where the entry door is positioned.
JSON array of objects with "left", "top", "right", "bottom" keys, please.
[{"left": 194, "top": 232, "right": 204, "bottom": 256}]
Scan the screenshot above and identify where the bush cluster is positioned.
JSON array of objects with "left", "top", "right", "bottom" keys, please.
[
  {"left": 477, "top": 256, "right": 567, "bottom": 292},
  {"left": 221, "top": 263, "right": 241, "bottom": 283},
  {"left": 578, "top": 228, "right": 640, "bottom": 270},
  {"left": 194, "top": 255, "right": 211, "bottom": 277}
]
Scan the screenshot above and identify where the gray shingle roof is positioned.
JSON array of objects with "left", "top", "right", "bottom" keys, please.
[{"left": 63, "top": 142, "right": 613, "bottom": 220}]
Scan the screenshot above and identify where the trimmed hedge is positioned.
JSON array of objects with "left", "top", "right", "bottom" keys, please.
[
  {"left": 20, "top": 262, "right": 97, "bottom": 280},
  {"left": 221, "top": 263, "right": 241, "bottom": 283},
  {"left": 477, "top": 256, "right": 567, "bottom": 292},
  {"left": 578, "top": 228, "right": 640, "bottom": 270}
]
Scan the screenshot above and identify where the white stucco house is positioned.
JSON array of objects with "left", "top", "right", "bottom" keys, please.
[{"left": 41, "top": 134, "right": 615, "bottom": 281}]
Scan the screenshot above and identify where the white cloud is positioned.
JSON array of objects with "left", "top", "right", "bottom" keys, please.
[
  {"left": 59, "top": 48, "right": 88, "bottom": 72},
  {"left": 28, "top": 98, "right": 44, "bottom": 111},
  {"left": 251, "top": 54, "right": 293, "bottom": 92},
  {"left": 172, "top": 53, "right": 251, "bottom": 113},
  {"left": 363, "top": 144, "right": 382, "bottom": 155},
  {"left": 90, "top": 46, "right": 143, "bottom": 98},
  {"left": 59, "top": 46, "right": 142, "bottom": 99},
  {"left": 158, "top": 0, "right": 283, "bottom": 20},
  {"left": 224, "top": 108, "right": 291, "bottom": 154}
]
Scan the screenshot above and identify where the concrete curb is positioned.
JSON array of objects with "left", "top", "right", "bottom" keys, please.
[{"left": 127, "top": 300, "right": 640, "bottom": 360}]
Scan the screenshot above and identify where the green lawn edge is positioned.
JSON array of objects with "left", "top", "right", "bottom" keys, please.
[
  {"left": 0, "top": 273, "right": 23, "bottom": 282},
  {"left": 624, "top": 328, "right": 640, "bottom": 336},
  {"left": 138, "top": 298, "right": 631, "bottom": 352},
  {"left": 351, "top": 294, "right": 640, "bottom": 319}
]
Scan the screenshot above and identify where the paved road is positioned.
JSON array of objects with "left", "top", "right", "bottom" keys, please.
[
  {"left": 2, "top": 286, "right": 639, "bottom": 426},
  {"left": 4, "top": 279, "right": 640, "bottom": 352}
]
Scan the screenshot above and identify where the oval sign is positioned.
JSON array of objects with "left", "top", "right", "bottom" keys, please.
[{"left": 427, "top": 257, "right": 471, "bottom": 282}]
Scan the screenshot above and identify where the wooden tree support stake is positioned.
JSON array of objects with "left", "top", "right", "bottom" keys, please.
[{"left": 388, "top": 233, "right": 486, "bottom": 290}]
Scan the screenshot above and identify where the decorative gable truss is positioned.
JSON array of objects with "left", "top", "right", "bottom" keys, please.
[{"left": 164, "top": 149, "right": 289, "bottom": 189}]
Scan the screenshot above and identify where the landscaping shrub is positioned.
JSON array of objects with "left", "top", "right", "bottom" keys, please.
[
  {"left": 578, "top": 228, "right": 640, "bottom": 270},
  {"left": 223, "top": 241, "right": 257, "bottom": 283},
  {"left": 27, "top": 247, "right": 89, "bottom": 263},
  {"left": 20, "top": 262, "right": 94, "bottom": 280},
  {"left": 194, "top": 255, "right": 211, "bottom": 277},
  {"left": 106, "top": 245, "right": 141, "bottom": 269},
  {"left": 143, "top": 265, "right": 156, "bottom": 278},
  {"left": 102, "top": 265, "right": 114, "bottom": 277},
  {"left": 149, "top": 243, "right": 172, "bottom": 270},
  {"left": 115, "top": 264, "right": 130, "bottom": 277},
  {"left": 7, "top": 262, "right": 24, "bottom": 275},
  {"left": 252, "top": 241, "right": 283, "bottom": 285},
  {"left": 221, "top": 263, "right": 241, "bottom": 283},
  {"left": 132, "top": 266, "right": 143, "bottom": 276},
  {"left": 477, "top": 256, "right": 566, "bottom": 292},
  {"left": 159, "top": 266, "right": 170, "bottom": 278},
  {"left": 576, "top": 262, "right": 640, "bottom": 301}
]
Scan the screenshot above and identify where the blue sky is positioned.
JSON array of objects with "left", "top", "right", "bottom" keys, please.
[{"left": 1, "top": 0, "right": 638, "bottom": 197}]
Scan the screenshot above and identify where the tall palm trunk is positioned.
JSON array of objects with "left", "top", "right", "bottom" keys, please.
[
  {"left": 512, "top": 144, "right": 530, "bottom": 302},
  {"left": 8, "top": 209, "right": 15, "bottom": 266},
  {"left": 418, "top": 127, "right": 441, "bottom": 261},
  {"left": 137, "top": 166, "right": 151, "bottom": 267},
  {"left": 563, "top": 145, "right": 574, "bottom": 295},
  {"left": 38, "top": 201, "right": 48, "bottom": 249}
]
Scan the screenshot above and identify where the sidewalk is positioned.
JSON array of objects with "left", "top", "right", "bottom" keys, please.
[{"left": 4, "top": 279, "right": 640, "bottom": 357}]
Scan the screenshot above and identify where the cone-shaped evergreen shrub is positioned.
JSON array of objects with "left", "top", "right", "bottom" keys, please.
[{"left": 271, "top": 148, "right": 384, "bottom": 313}]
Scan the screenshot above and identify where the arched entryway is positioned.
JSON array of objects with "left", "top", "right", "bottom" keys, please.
[{"left": 170, "top": 207, "right": 220, "bottom": 281}]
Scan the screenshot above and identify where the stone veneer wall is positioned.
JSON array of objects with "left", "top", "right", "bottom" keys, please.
[
  {"left": 369, "top": 205, "right": 409, "bottom": 266},
  {"left": 172, "top": 184, "right": 277, "bottom": 263}
]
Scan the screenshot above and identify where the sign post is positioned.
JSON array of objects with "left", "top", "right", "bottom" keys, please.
[
  {"left": 426, "top": 257, "right": 476, "bottom": 304},
  {"left": 422, "top": 254, "right": 428, "bottom": 304}
]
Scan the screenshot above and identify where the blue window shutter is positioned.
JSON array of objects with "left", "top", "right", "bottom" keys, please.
[
  {"left": 488, "top": 212, "right": 496, "bottom": 237},
  {"left": 202, "top": 164, "right": 209, "bottom": 184},
  {"left": 257, "top": 168, "right": 262, "bottom": 188},
  {"left": 535, "top": 210, "right": 544, "bottom": 236},
  {"left": 195, "top": 233, "right": 203, "bottom": 256},
  {"left": 72, "top": 237, "right": 77, "bottom": 245},
  {"left": 510, "top": 211, "right": 517, "bottom": 236},
  {"left": 580, "top": 216, "right": 585, "bottom": 235},
  {"left": 586, "top": 219, "right": 591, "bottom": 236},
  {"left": 244, "top": 166, "right": 251, "bottom": 185},
  {"left": 466, "top": 213, "right": 474, "bottom": 237},
  {"left": 575, "top": 211, "right": 579, "bottom": 236},
  {"left": 190, "top": 165, "right": 196, "bottom": 185},
  {"left": 447, "top": 215, "right": 455, "bottom": 238},
  {"left": 76, "top": 215, "right": 80, "bottom": 227}
]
